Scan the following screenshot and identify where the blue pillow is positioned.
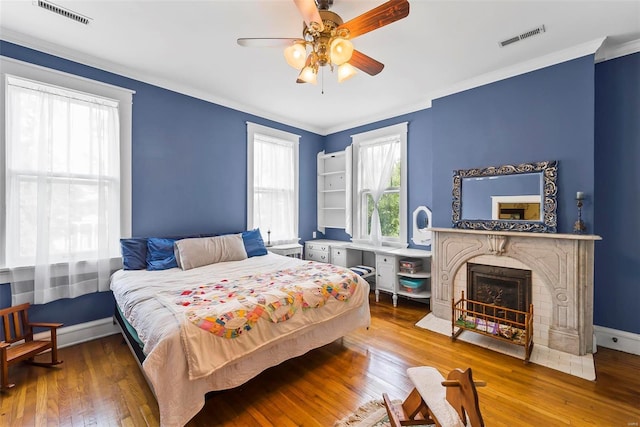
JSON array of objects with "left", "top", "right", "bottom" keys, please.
[
  {"left": 120, "top": 238, "right": 148, "bottom": 270},
  {"left": 146, "top": 237, "right": 179, "bottom": 270},
  {"left": 242, "top": 229, "right": 268, "bottom": 257}
]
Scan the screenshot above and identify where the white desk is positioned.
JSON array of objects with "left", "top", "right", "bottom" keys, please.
[
  {"left": 268, "top": 243, "right": 303, "bottom": 258},
  {"left": 303, "top": 240, "right": 432, "bottom": 307}
]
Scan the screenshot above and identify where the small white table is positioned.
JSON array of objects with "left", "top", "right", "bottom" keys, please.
[{"left": 268, "top": 243, "right": 303, "bottom": 259}]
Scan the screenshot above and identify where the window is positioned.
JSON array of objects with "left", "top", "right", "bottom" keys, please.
[
  {"left": 246, "top": 122, "right": 299, "bottom": 245},
  {"left": 1, "top": 57, "right": 133, "bottom": 304},
  {"left": 351, "top": 122, "right": 407, "bottom": 246}
]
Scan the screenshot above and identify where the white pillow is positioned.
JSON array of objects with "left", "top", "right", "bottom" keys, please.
[{"left": 174, "top": 234, "right": 248, "bottom": 270}]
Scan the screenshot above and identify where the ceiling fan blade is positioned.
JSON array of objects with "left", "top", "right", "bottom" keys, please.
[
  {"left": 349, "top": 50, "right": 384, "bottom": 76},
  {"left": 337, "top": 0, "right": 410, "bottom": 40},
  {"left": 293, "top": 0, "right": 324, "bottom": 32},
  {"left": 237, "top": 38, "right": 303, "bottom": 48}
]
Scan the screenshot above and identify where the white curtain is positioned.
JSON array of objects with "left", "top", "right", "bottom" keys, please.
[
  {"left": 6, "top": 76, "right": 120, "bottom": 304},
  {"left": 358, "top": 138, "right": 399, "bottom": 246},
  {"left": 252, "top": 133, "right": 296, "bottom": 245}
]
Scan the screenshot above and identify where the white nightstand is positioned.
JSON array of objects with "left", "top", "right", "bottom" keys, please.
[{"left": 268, "top": 243, "right": 303, "bottom": 259}]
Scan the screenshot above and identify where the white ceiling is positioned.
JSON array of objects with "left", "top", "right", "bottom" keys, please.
[{"left": 1, "top": 0, "right": 639, "bottom": 135}]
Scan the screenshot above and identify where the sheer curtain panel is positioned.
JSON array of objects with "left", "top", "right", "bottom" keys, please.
[
  {"left": 246, "top": 122, "right": 299, "bottom": 246},
  {"left": 358, "top": 137, "right": 399, "bottom": 246},
  {"left": 6, "top": 76, "right": 121, "bottom": 304}
]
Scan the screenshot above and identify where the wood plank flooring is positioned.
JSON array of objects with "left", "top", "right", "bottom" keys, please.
[{"left": 1, "top": 293, "right": 639, "bottom": 426}]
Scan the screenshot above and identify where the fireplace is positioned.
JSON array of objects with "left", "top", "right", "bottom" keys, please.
[
  {"left": 430, "top": 228, "right": 601, "bottom": 356},
  {"left": 467, "top": 263, "right": 531, "bottom": 323}
]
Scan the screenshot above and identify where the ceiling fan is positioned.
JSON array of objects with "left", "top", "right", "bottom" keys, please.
[{"left": 237, "top": 0, "right": 410, "bottom": 84}]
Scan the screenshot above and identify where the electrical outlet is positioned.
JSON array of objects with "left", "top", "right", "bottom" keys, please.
[{"left": 312, "top": 231, "right": 317, "bottom": 239}]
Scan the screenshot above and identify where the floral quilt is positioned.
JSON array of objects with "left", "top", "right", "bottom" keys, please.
[{"left": 172, "top": 261, "right": 359, "bottom": 339}]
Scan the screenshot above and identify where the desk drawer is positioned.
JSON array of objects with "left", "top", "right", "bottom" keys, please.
[
  {"left": 306, "top": 249, "right": 329, "bottom": 263},
  {"left": 305, "top": 242, "right": 329, "bottom": 252}
]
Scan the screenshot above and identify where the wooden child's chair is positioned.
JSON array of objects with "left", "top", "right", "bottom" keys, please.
[
  {"left": 383, "top": 367, "right": 486, "bottom": 427},
  {"left": 0, "top": 302, "right": 63, "bottom": 390}
]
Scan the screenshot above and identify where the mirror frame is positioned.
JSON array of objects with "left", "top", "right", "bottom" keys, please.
[
  {"left": 412, "top": 205, "right": 433, "bottom": 246},
  {"left": 452, "top": 160, "right": 558, "bottom": 233}
]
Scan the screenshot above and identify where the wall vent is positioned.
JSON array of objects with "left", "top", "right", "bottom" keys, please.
[
  {"left": 35, "top": 0, "right": 91, "bottom": 25},
  {"left": 500, "top": 25, "right": 545, "bottom": 47}
]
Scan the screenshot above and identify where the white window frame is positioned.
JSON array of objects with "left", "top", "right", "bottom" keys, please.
[
  {"left": 351, "top": 122, "right": 408, "bottom": 247},
  {"left": 0, "top": 56, "right": 133, "bottom": 283},
  {"left": 246, "top": 122, "right": 299, "bottom": 245}
]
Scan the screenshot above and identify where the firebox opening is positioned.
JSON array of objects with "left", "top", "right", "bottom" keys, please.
[{"left": 467, "top": 263, "right": 532, "bottom": 323}]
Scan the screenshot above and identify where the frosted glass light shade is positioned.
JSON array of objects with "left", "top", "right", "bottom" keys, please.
[
  {"left": 330, "top": 38, "right": 354, "bottom": 65},
  {"left": 298, "top": 66, "right": 317, "bottom": 84},
  {"left": 284, "top": 43, "right": 307, "bottom": 70},
  {"left": 337, "top": 63, "right": 357, "bottom": 82}
]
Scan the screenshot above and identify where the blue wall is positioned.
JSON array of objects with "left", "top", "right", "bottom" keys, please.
[
  {"left": 594, "top": 53, "right": 640, "bottom": 334},
  {"left": 431, "top": 55, "right": 595, "bottom": 233},
  {"left": 1, "top": 40, "right": 637, "bottom": 337},
  {"left": 0, "top": 41, "right": 323, "bottom": 323}
]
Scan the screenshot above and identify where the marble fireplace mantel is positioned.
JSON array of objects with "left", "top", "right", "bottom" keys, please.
[{"left": 430, "top": 228, "right": 601, "bottom": 355}]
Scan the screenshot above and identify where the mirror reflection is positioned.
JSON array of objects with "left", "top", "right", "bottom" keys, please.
[
  {"left": 461, "top": 173, "right": 542, "bottom": 221},
  {"left": 412, "top": 206, "right": 432, "bottom": 246},
  {"left": 416, "top": 209, "right": 429, "bottom": 229}
]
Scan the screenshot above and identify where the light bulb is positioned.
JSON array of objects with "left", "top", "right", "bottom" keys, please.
[
  {"left": 337, "top": 63, "right": 357, "bottom": 82},
  {"left": 298, "top": 66, "right": 317, "bottom": 84},
  {"left": 330, "top": 38, "right": 354, "bottom": 65},
  {"left": 284, "top": 43, "right": 307, "bottom": 70}
]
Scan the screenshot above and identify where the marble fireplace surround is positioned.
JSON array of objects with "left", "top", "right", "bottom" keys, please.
[{"left": 431, "top": 228, "right": 601, "bottom": 356}]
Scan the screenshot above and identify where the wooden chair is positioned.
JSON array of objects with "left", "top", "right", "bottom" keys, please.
[
  {"left": 383, "top": 367, "right": 486, "bottom": 427},
  {"left": 0, "top": 303, "right": 63, "bottom": 391}
]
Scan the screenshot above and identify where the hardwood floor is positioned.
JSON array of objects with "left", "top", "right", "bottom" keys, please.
[{"left": 1, "top": 293, "right": 639, "bottom": 426}]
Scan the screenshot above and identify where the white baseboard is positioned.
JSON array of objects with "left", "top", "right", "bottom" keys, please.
[
  {"left": 594, "top": 325, "right": 640, "bottom": 356},
  {"left": 34, "top": 317, "right": 120, "bottom": 349}
]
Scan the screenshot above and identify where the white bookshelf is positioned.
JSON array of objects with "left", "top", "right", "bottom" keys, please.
[{"left": 317, "top": 150, "right": 350, "bottom": 232}]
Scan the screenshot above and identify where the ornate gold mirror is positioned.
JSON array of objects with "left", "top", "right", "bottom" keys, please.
[{"left": 452, "top": 160, "right": 558, "bottom": 232}]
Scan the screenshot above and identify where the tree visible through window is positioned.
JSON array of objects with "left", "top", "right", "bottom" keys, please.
[
  {"left": 352, "top": 122, "right": 407, "bottom": 246},
  {"left": 364, "top": 160, "right": 401, "bottom": 237}
]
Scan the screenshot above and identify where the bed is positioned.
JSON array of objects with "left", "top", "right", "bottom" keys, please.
[{"left": 111, "top": 235, "right": 370, "bottom": 426}]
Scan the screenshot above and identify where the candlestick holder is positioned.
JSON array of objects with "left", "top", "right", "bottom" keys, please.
[
  {"left": 266, "top": 229, "right": 272, "bottom": 247},
  {"left": 573, "top": 194, "right": 586, "bottom": 234}
]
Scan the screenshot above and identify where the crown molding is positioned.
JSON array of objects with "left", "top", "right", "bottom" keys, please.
[
  {"left": 4, "top": 29, "right": 629, "bottom": 137},
  {"left": 428, "top": 37, "right": 606, "bottom": 103},
  {"left": 595, "top": 38, "right": 640, "bottom": 63},
  {"left": 322, "top": 99, "right": 432, "bottom": 136},
  {"left": 0, "top": 29, "right": 325, "bottom": 135},
  {"left": 325, "top": 38, "right": 609, "bottom": 135}
]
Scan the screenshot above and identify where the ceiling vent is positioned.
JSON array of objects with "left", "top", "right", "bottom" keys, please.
[
  {"left": 500, "top": 25, "right": 545, "bottom": 47},
  {"left": 35, "top": 0, "right": 91, "bottom": 25}
]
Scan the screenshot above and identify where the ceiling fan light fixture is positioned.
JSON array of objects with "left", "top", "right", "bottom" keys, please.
[
  {"left": 329, "top": 37, "right": 353, "bottom": 65},
  {"left": 337, "top": 63, "right": 357, "bottom": 82},
  {"left": 298, "top": 65, "right": 318, "bottom": 84},
  {"left": 284, "top": 42, "right": 307, "bottom": 70}
]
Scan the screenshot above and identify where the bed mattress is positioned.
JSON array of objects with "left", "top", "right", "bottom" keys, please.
[{"left": 110, "top": 253, "right": 370, "bottom": 426}]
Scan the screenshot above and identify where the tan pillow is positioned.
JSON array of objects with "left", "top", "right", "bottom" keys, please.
[{"left": 174, "top": 234, "right": 248, "bottom": 270}]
